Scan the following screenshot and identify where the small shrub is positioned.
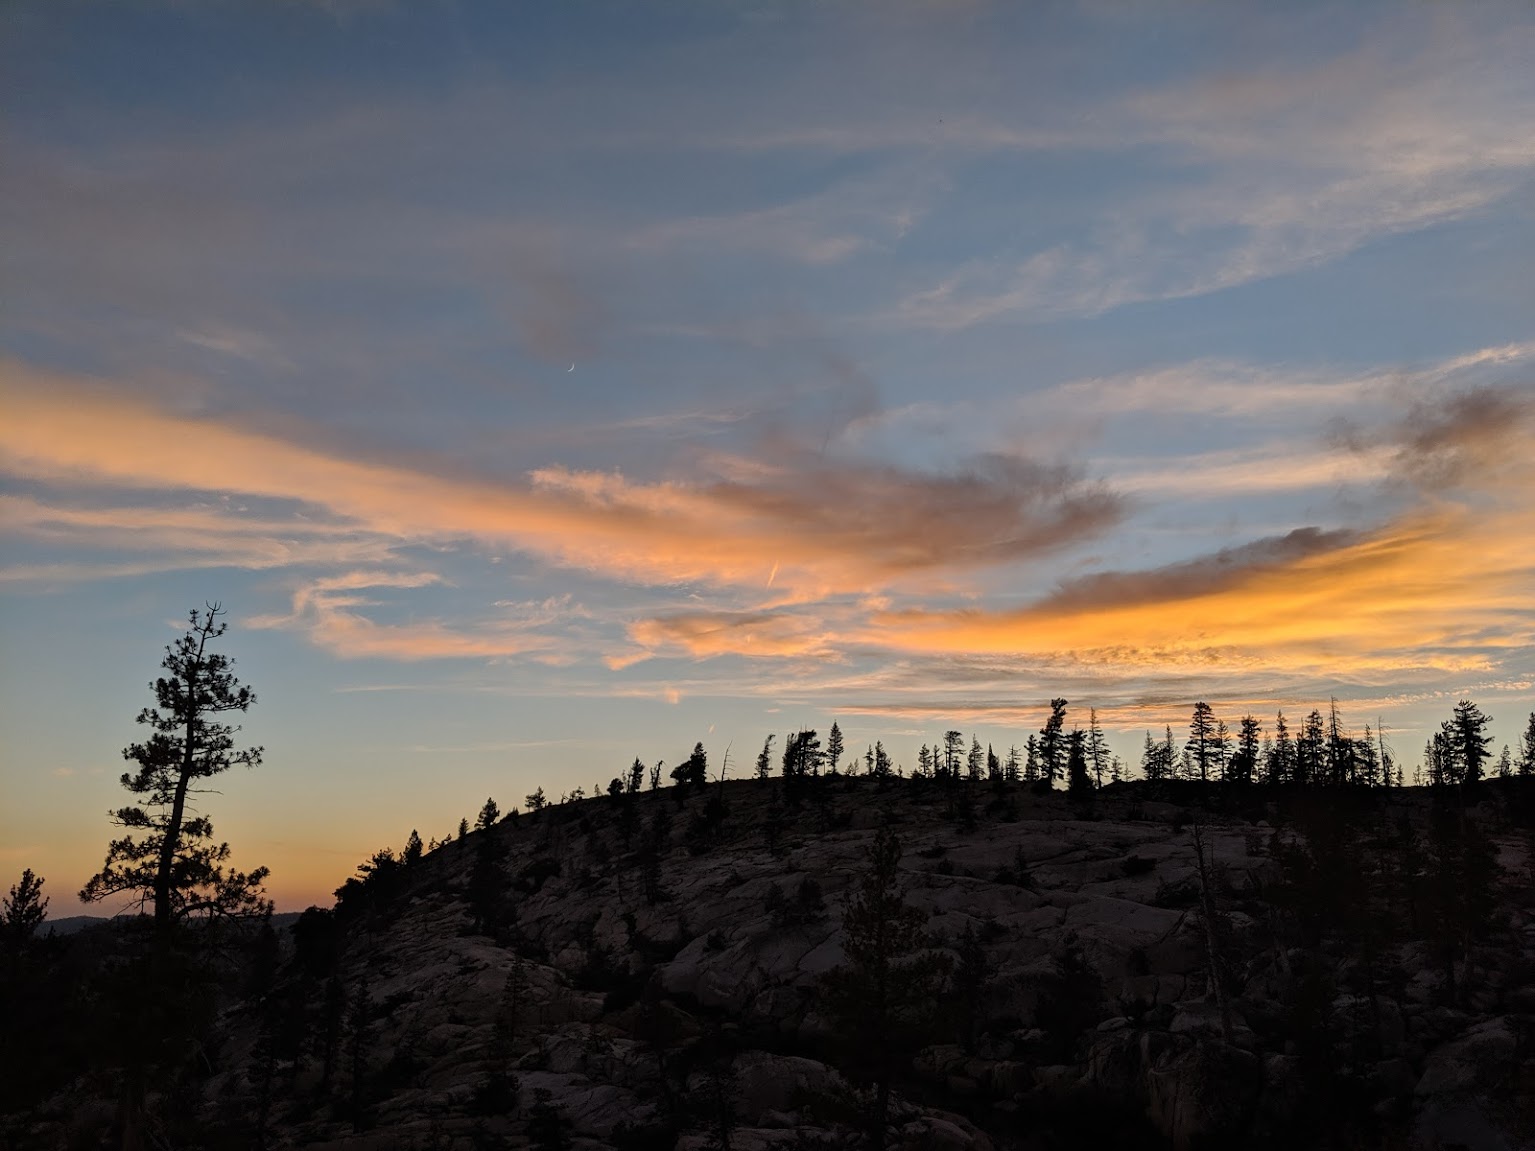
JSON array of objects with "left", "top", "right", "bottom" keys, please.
[
  {"left": 1152, "top": 876, "right": 1199, "bottom": 909},
  {"left": 517, "top": 857, "right": 562, "bottom": 894},
  {"left": 379, "top": 989, "right": 415, "bottom": 1013},
  {"left": 575, "top": 942, "right": 619, "bottom": 992},
  {"left": 526, "top": 1087, "right": 572, "bottom": 1151},
  {"left": 1121, "top": 854, "right": 1156, "bottom": 877},
  {"left": 470, "top": 1069, "right": 521, "bottom": 1116},
  {"left": 1119, "top": 994, "right": 1152, "bottom": 1025},
  {"left": 796, "top": 876, "right": 824, "bottom": 915},
  {"left": 1035, "top": 939, "right": 1104, "bottom": 1062},
  {"left": 993, "top": 846, "right": 1036, "bottom": 889},
  {"left": 375, "top": 1040, "right": 424, "bottom": 1093},
  {"left": 767, "top": 877, "right": 825, "bottom": 929}
]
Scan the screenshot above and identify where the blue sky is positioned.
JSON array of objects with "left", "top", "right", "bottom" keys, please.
[{"left": 3, "top": 0, "right": 1533, "bottom": 909}]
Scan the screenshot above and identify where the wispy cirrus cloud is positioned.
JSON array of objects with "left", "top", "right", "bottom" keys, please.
[
  {"left": 617, "top": 610, "right": 838, "bottom": 668},
  {"left": 0, "top": 360, "right": 1117, "bottom": 608},
  {"left": 612, "top": 378, "right": 1535, "bottom": 705},
  {"left": 1106, "top": 444, "right": 1392, "bottom": 499},
  {"left": 248, "top": 571, "right": 573, "bottom": 662},
  {"left": 845, "top": 343, "right": 1535, "bottom": 505},
  {"left": 5, "top": 357, "right": 1531, "bottom": 692},
  {"left": 0, "top": 494, "right": 394, "bottom": 581},
  {"left": 894, "top": 19, "right": 1535, "bottom": 328},
  {"left": 626, "top": 165, "right": 936, "bottom": 267},
  {"left": 860, "top": 383, "right": 1535, "bottom": 684}
]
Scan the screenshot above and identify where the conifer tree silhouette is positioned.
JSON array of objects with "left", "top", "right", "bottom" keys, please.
[
  {"left": 1449, "top": 699, "right": 1493, "bottom": 789},
  {"left": 1518, "top": 712, "right": 1535, "bottom": 777},
  {"left": 941, "top": 730, "right": 963, "bottom": 778},
  {"left": 1231, "top": 716, "right": 1261, "bottom": 786},
  {"left": 1066, "top": 728, "right": 1092, "bottom": 796},
  {"left": 822, "top": 828, "right": 949, "bottom": 1151},
  {"left": 826, "top": 721, "right": 845, "bottom": 776},
  {"left": 1186, "top": 701, "right": 1216, "bottom": 784},
  {"left": 1268, "top": 711, "right": 1294, "bottom": 786},
  {"left": 526, "top": 1086, "right": 572, "bottom": 1150},
  {"left": 347, "top": 977, "right": 372, "bottom": 1131},
  {"left": 469, "top": 826, "right": 509, "bottom": 938},
  {"left": 79, "top": 604, "right": 270, "bottom": 933},
  {"left": 1039, "top": 700, "right": 1068, "bottom": 786},
  {"left": 1086, "top": 708, "right": 1110, "bottom": 788},
  {"left": 754, "top": 735, "right": 775, "bottom": 781},
  {"left": 2, "top": 869, "right": 49, "bottom": 948}
]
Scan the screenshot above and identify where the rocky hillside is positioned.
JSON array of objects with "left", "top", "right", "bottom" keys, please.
[{"left": 12, "top": 776, "right": 1535, "bottom": 1150}]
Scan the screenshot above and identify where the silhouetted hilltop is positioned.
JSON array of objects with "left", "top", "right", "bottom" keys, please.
[{"left": 5, "top": 775, "right": 1534, "bottom": 1150}]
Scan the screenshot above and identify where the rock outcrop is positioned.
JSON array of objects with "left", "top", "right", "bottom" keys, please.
[{"left": 11, "top": 776, "right": 1535, "bottom": 1149}]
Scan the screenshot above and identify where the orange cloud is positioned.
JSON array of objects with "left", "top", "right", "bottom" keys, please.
[
  {"left": 866, "top": 500, "right": 1535, "bottom": 678},
  {"left": 625, "top": 609, "right": 840, "bottom": 662},
  {"left": 5, "top": 359, "right": 1532, "bottom": 697},
  {"left": 0, "top": 360, "right": 1116, "bottom": 601}
]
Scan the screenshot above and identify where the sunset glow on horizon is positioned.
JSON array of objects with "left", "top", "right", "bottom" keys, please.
[{"left": 2, "top": 1, "right": 1533, "bottom": 911}]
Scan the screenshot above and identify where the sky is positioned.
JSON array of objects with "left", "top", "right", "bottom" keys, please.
[{"left": 2, "top": 0, "right": 1533, "bottom": 912}]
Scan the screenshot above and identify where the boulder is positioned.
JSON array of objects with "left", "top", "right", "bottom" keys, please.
[
  {"left": 898, "top": 1112, "right": 994, "bottom": 1150},
  {"left": 1083, "top": 1024, "right": 1141, "bottom": 1096},
  {"left": 732, "top": 1050, "right": 846, "bottom": 1121},
  {"left": 1144, "top": 1038, "right": 1260, "bottom": 1151},
  {"left": 1413, "top": 1101, "right": 1519, "bottom": 1151},
  {"left": 1414, "top": 1017, "right": 1518, "bottom": 1098}
]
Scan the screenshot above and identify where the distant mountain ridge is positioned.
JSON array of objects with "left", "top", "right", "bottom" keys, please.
[{"left": 40, "top": 911, "right": 304, "bottom": 936}]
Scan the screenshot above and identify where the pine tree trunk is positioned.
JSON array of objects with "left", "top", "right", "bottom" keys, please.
[
  {"left": 870, "top": 1075, "right": 889, "bottom": 1151},
  {"left": 1191, "top": 818, "right": 1235, "bottom": 1044},
  {"left": 118, "top": 1077, "right": 146, "bottom": 1151},
  {"left": 154, "top": 640, "right": 207, "bottom": 933},
  {"left": 154, "top": 764, "right": 193, "bottom": 933}
]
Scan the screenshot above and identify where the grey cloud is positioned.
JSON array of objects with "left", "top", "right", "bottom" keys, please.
[
  {"left": 703, "top": 451, "right": 1125, "bottom": 575},
  {"left": 1330, "top": 383, "right": 1535, "bottom": 492},
  {"left": 1037, "top": 526, "right": 1359, "bottom": 614},
  {"left": 1391, "top": 385, "right": 1535, "bottom": 490}
]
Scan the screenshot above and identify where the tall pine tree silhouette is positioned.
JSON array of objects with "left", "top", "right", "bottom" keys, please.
[
  {"left": 822, "top": 828, "right": 949, "bottom": 1151},
  {"left": 80, "top": 604, "right": 269, "bottom": 933}
]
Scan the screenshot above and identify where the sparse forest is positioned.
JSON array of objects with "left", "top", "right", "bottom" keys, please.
[{"left": 3, "top": 611, "right": 1535, "bottom": 1149}]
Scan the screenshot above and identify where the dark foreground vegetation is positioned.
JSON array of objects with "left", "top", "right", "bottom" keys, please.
[
  {"left": 8, "top": 773, "right": 1535, "bottom": 1149},
  {"left": 4, "top": 609, "right": 1535, "bottom": 1148}
]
